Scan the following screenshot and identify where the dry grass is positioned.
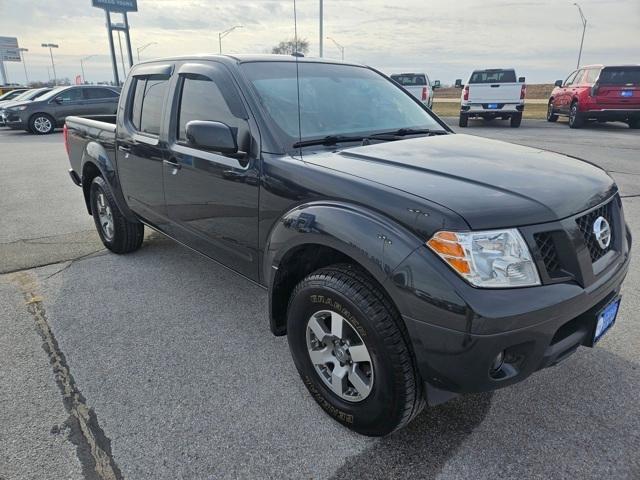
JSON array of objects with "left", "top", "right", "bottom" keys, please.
[
  {"left": 432, "top": 101, "right": 548, "bottom": 119},
  {"left": 435, "top": 84, "right": 554, "bottom": 99}
]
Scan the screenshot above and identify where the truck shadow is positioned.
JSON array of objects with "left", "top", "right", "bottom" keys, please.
[{"left": 331, "top": 348, "right": 640, "bottom": 479}]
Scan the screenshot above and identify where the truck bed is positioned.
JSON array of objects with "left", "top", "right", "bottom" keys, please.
[{"left": 65, "top": 115, "right": 117, "bottom": 182}]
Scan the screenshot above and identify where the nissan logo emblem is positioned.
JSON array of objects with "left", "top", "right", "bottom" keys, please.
[{"left": 593, "top": 216, "right": 611, "bottom": 250}]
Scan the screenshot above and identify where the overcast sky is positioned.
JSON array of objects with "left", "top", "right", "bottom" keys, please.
[{"left": 1, "top": 0, "right": 638, "bottom": 85}]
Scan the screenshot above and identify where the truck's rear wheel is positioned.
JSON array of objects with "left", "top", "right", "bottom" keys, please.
[
  {"left": 90, "top": 176, "right": 144, "bottom": 254},
  {"left": 287, "top": 264, "right": 423, "bottom": 436},
  {"left": 458, "top": 113, "right": 468, "bottom": 127},
  {"left": 510, "top": 112, "right": 522, "bottom": 128}
]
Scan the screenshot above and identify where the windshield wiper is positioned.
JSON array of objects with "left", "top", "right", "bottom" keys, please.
[
  {"left": 366, "top": 128, "right": 448, "bottom": 140},
  {"left": 292, "top": 128, "right": 448, "bottom": 149},
  {"left": 293, "top": 135, "right": 366, "bottom": 148}
]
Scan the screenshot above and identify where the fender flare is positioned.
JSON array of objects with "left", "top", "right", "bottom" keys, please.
[
  {"left": 263, "top": 201, "right": 423, "bottom": 333},
  {"left": 80, "top": 141, "right": 137, "bottom": 222}
]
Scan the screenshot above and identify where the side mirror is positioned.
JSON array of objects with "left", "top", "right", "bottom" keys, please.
[
  {"left": 185, "top": 120, "right": 238, "bottom": 154},
  {"left": 518, "top": 77, "right": 526, "bottom": 83},
  {"left": 554, "top": 80, "right": 563, "bottom": 87},
  {"left": 432, "top": 80, "right": 441, "bottom": 89},
  {"left": 454, "top": 79, "right": 463, "bottom": 89},
  {"left": 54, "top": 97, "right": 64, "bottom": 104}
]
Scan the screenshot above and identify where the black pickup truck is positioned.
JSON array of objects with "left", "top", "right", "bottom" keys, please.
[{"left": 65, "top": 55, "right": 631, "bottom": 436}]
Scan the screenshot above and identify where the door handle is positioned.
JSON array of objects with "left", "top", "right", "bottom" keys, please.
[{"left": 163, "top": 158, "right": 181, "bottom": 171}]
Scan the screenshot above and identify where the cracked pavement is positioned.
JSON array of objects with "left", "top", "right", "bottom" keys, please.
[{"left": 1, "top": 120, "right": 639, "bottom": 479}]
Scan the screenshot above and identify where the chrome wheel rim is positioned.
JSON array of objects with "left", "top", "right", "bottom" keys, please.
[
  {"left": 306, "top": 310, "right": 374, "bottom": 402},
  {"left": 569, "top": 105, "right": 577, "bottom": 125},
  {"left": 33, "top": 116, "right": 52, "bottom": 133},
  {"left": 96, "top": 192, "right": 114, "bottom": 241}
]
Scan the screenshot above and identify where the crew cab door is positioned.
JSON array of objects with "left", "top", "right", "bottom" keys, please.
[
  {"left": 163, "top": 62, "right": 260, "bottom": 280},
  {"left": 116, "top": 65, "right": 172, "bottom": 227}
]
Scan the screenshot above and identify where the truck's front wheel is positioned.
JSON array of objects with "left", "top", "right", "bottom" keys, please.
[
  {"left": 287, "top": 264, "right": 423, "bottom": 436},
  {"left": 90, "top": 176, "right": 144, "bottom": 254}
]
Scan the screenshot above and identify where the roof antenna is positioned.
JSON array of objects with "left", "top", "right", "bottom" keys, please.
[{"left": 293, "top": 0, "right": 302, "bottom": 153}]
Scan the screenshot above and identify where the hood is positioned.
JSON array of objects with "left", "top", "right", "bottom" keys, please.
[
  {"left": 3, "top": 101, "right": 31, "bottom": 110},
  {"left": 303, "top": 134, "right": 616, "bottom": 229}
]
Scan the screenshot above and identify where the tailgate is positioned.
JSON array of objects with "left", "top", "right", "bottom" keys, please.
[
  {"left": 468, "top": 83, "right": 521, "bottom": 103},
  {"left": 595, "top": 66, "right": 640, "bottom": 107},
  {"left": 403, "top": 86, "right": 425, "bottom": 101}
]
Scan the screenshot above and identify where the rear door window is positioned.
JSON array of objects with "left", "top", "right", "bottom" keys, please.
[
  {"left": 128, "top": 75, "right": 170, "bottom": 136},
  {"left": 599, "top": 67, "right": 640, "bottom": 85},
  {"left": 390, "top": 74, "right": 427, "bottom": 86},
  {"left": 55, "top": 88, "right": 82, "bottom": 102},
  {"left": 469, "top": 70, "right": 517, "bottom": 83},
  {"left": 85, "top": 88, "right": 119, "bottom": 100}
]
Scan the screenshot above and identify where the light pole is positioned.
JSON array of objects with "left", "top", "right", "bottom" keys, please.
[
  {"left": 319, "top": 0, "right": 324, "bottom": 57},
  {"left": 18, "top": 48, "right": 29, "bottom": 85},
  {"left": 41, "top": 43, "right": 59, "bottom": 85},
  {"left": 137, "top": 42, "right": 157, "bottom": 61},
  {"left": 80, "top": 55, "right": 96, "bottom": 84},
  {"left": 573, "top": 2, "right": 587, "bottom": 69},
  {"left": 218, "top": 25, "right": 243, "bottom": 54},
  {"left": 326, "top": 36, "right": 344, "bottom": 60}
]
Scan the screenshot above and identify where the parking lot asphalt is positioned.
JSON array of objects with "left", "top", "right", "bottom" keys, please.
[{"left": 1, "top": 119, "right": 639, "bottom": 479}]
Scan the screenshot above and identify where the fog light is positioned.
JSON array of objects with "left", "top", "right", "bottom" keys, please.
[{"left": 490, "top": 351, "right": 505, "bottom": 373}]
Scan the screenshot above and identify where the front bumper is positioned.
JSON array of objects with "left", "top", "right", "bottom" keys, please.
[{"left": 388, "top": 196, "right": 631, "bottom": 397}]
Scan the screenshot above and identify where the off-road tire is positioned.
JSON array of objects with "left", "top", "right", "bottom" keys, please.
[
  {"left": 90, "top": 176, "right": 144, "bottom": 254},
  {"left": 287, "top": 264, "right": 424, "bottom": 436},
  {"left": 459, "top": 112, "right": 468, "bottom": 127}
]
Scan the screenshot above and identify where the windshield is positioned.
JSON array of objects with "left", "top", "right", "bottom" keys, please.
[
  {"left": 13, "top": 88, "right": 48, "bottom": 101},
  {"left": 240, "top": 62, "right": 444, "bottom": 147},
  {"left": 391, "top": 74, "right": 427, "bottom": 86},
  {"left": 599, "top": 67, "right": 640, "bottom": 86},
  {"left": 469, "top": 70, "right": 516, "bottom": 83},
  {"left": 0, "top": 89, "right": 26, "bottom": 100}
]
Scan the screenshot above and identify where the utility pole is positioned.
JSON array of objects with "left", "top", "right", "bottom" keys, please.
[
  {"left": 41, "top": 43, "right": 59, "bottom": 85},
  {"left": 123, "top": 12, "right": 134, "bottom": 67},
  {"left": 326, "top": 36, "right": 344, "bottom": 60},
  {"left": 319, "top": 0, "right": 324, "bottom": 57},
  {"left": 116, "top": 29, "right": 127, "bottom": 78},
  {"left": 573, "top": 2, "right": 587, "bottom": 69},
  {"left": 18, "top": 48, "right": 29, "bottom": 84},
  {"left": 137, "top": 42, "right": 157, "bottom": 61},
  {"left": 80, "top": 55, "right": 95, "bottom": 84},
  {"left": 218, "top": 25, "right": 243, "bottom": 54}
]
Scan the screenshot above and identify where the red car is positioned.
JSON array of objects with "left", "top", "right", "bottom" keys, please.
[{"left": 547, "top": 64, "right": 640, "bottom": 129}]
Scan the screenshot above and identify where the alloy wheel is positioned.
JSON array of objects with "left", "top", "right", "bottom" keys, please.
[
  {"left": 306, "top": 309, "right": 374, "bottom": 402},
  {"left": 96, "top": 192, "right": 114, "bottom": 241},
  {"left": 33, "top": 116, "right": 52, "bottom": 133}
]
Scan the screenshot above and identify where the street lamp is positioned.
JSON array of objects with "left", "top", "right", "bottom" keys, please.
[
  {"left": 18, "top": 48, "right": 29, "bottom": 85},
  {"left": 137, "top": 42, "right": 157, "bottom": 61},
  {"left": 326, "top": 36, "right": 344, "bottom": 61},
  {"left": 41, "top": 43, "right": 59, "bottom": 85},
  {"left": 80, "top": 55, "right": 96, "bottom": 84},
  {"left": 218, "top": 25, "right": 243, "bottom": 54},
  {"left": 573, "top": 3, "right": 587, "bottom": 69}
]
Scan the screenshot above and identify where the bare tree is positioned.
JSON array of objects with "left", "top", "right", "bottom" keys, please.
[{"left": 271, "top": 38, "right": 310, "bottom": 55}]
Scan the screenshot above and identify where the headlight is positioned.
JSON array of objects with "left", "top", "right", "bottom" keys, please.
[
  {"left": 427, "top": 229, "right": 540, "bottom": 288},
  {"left": 9, "top": 105, "right": 28, "bottom": 111}
]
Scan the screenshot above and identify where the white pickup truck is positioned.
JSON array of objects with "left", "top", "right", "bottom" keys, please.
[
  {"left": 390, "top": 73, "right": 440, "bottom": 109},
  {"left": 455, "top": 69, "right": 526, "bottom": 128}
]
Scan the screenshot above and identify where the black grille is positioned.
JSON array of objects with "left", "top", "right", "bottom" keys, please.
[
  {"left": 576, "top": 201, "right": 614, "bottom": 262},
  {"left": 534, "top": 232, "right": 563, "bottom": 276}
]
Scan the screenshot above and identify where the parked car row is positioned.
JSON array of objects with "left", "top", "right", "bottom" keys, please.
[
  {"left": 0, "top": 85, "right": 120, "bottom": 134},
  {"left": 454, "top": 64, "right": 639, "bottom": 129}
]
